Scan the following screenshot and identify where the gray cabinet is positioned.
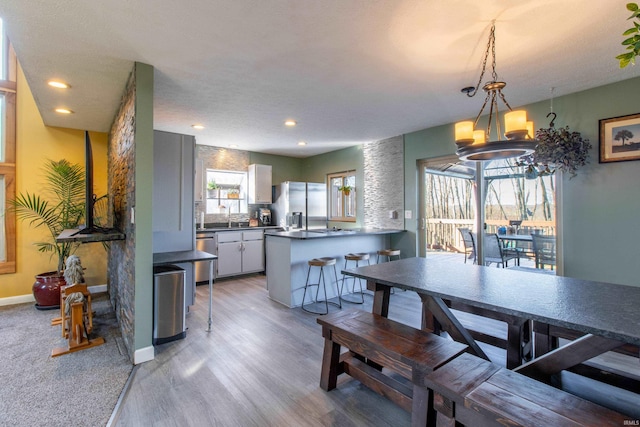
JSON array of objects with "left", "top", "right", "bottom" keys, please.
[
  {"left": 152, "top": 131, "right": 195, "bottom": 252},
  {"left": 152, "top": 130, "right": 196, "bottom": 309},
  {"left": 216, "top": 232, "right": 243, "bottom": 277},
  {"left": 215, "top": 230, "right": 264, "bottom": 278},
  {"left": 248, "top": 164, "right": 272, "bottom": 204}
]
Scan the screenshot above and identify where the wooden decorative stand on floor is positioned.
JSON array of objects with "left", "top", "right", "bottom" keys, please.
[{"left": 51, "top": 283, "right": 104, "bottom": 357}]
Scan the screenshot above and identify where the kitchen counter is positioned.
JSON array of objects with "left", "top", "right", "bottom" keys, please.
[
  {"left": 153, "top": 249, "right": 217, "bottom": 265},
  {"left": 265, "top": 228, "right": 404, "bottom": 239},
  {"left": 196, "top": 225, "right": 281, "bottom": 235},
  {"left": 265, "top": 229, "right": 404, "bottom": 308},
  {"left": 153, "top": 250, "right": 217, "bottom": 332}
]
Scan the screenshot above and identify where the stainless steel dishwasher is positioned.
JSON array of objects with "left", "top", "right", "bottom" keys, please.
[{"left": 195, "top": 232, "right": 216, "bottom": 282}]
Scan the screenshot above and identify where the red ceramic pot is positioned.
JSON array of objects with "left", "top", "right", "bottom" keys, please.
[{"left": 33, "top": 272, "right": 66, "bottom": 309}]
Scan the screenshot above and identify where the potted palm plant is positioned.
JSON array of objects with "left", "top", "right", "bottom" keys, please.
[{"left": 10, "top": 159, "right": 86, "bottom": 309}]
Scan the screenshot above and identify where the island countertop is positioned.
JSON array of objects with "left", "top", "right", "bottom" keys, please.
[
  {"left": 264, "top": 228, "right": 405, "bottom": 240},
  {"left": 265, "top": 228, "right": 404, "bottom": 308}
]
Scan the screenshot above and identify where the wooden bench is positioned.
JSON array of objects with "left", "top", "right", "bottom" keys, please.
[
  {"left": 423, "top": 352, "right": 630, "bottom": 426},
  {"left": 317, "top": 308, "right": 468, "bottom": 425}
]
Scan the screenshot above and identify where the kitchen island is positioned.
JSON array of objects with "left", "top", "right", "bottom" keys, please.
[{"left": 265, "top": 228, "right": 404, "bottom": 307}]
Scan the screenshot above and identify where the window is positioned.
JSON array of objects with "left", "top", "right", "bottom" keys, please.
[
  {"left": 0, "top": 17, "right": 16, "bottom": 274},
  {"left": 205, "top": 169, "right": 248, "bottom": 214},
  {"left": 328, "top": 171, "right": 356, "bottom": 222}
]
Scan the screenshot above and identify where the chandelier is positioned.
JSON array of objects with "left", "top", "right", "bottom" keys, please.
[{"left": 455, "top": 22, "right": 537, "bottom": 161}]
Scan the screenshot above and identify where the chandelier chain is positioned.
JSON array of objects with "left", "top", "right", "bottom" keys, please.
[
  {"left": 490, "top": 23, "right": 498, "bottom": 82},
  {"left": 455, "top": 21, "right": 538, "bottom": 161},
  {"left": 466, "top": 22, "right": 495, "bottom": 97},
  {"left": 498, "top": 90, "right": 513, "bottom": 111}
]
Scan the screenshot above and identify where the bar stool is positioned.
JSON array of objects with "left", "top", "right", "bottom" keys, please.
[
  {"left": 377, "top": 249, "right": 401, "bottom": 293},
  {"left": 340, "top": 253, "right": 370, "bottom": 304},
  {"left": 376, "top": 249, "right": 401, "bottom": 263},
  {"left": 302, "top": 257, "right": 341, "bottom": 315}
]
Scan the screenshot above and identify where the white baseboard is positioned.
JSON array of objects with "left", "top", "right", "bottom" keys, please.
[
  {"left": 134, "top": 346, "right": 155, "bottom": 364},
  {"left": 0, "top": 294, "right": 35, "bottom": 307},
  {"left": 0, "top": 284, "right": 108, "bottom": 307},
  {"left": 89, "top": 284, "right": 108, "bottom": 294}
]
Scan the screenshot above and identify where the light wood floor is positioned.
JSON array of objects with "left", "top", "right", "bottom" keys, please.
[
  {"left": 112, "top": 275, "right": 420, "bottom": 426},
  {"left": 111, "top": 264, "right": 639, "bottom": 426}
]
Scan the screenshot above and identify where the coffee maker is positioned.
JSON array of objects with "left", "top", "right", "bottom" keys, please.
[{"left": 259, "top": 208, "right": 271, "bottom": 225}]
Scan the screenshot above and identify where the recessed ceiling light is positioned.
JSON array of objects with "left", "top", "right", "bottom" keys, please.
[
  {"left": 192, "top": 124, "right": 205, "bottom": 130},
  {"left": 297, "top": 141, "right": 307, "bottom": 146},
  {"left": 54, "top": 108, "right": 73, "bottom": 114},
  {"left": 229, "top": 144, "right": 238, "bottom": 148},
  {"left": 48, "top": 80, "right": 70, "bottom": 89},
  {"left": 284, "top": 120, "right": 297, "bottom": 127}
]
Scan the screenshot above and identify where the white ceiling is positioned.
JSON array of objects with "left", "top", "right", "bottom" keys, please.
[{"left": 1, "top": 0, "right": 639, "bottom": 157}]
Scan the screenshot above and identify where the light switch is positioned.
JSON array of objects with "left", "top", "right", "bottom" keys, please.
[
  {"left": 131, "top": 207, "right": 135, "bottom": 224},
  {"left": 404, "top": 210, "right": 412, "bottom": 219}
]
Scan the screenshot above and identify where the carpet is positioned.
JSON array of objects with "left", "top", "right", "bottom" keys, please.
[{"left": 0, "top": 293, "right": 133, "bottom": 427}]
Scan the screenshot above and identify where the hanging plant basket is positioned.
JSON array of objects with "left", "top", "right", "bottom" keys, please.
[
  {"left": 338, "top": 185, "right": 352, "bottom": 196},
  {"left": 518, "top": 126, "right": 592, "bottom": 179}
]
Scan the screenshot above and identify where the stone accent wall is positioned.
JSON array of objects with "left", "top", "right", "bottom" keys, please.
[
  {"left": 195, "top": 145, "right": 253, "bottom": 224},
  {"left": 107, "top": 69, "right": 137, "bottom": 360},
  {"left": 363, "top": 135, "right": 404, "bottom": 229}
]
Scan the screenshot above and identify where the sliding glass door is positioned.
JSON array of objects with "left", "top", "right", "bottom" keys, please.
[{"left": 419, "top": 156, "right": 558, "bottom": 272}]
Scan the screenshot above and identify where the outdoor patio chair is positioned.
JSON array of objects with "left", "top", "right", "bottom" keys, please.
[
  {"left": 458, "top": 227, "right": 476, "bottom": 264},
  {"left": 531, "top": 234, "right": 556, "bottom": 270},
  {"left": 484, "top": 233, "right": 519, "bottom": 268}
]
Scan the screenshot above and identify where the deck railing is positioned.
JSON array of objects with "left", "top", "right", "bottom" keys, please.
[{"left": 426, "top": 218, "right": 555, "bottom": 253}]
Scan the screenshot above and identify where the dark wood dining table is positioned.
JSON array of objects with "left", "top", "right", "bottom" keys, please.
[{"left": 342, "top": 257, "right": 640, "bottom": 385}]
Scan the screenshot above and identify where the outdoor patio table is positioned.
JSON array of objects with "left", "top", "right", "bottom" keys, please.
[{"left": 497, "top": 234, "right": 533, "bottom": 242}]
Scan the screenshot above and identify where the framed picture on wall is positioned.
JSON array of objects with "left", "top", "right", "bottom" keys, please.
[{"left": 599, "top": 112, "right": 640, "bottom": 163}]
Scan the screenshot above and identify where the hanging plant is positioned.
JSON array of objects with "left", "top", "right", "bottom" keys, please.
[
  {"left": 338, "top": 185, "right": 352, "bottom": 196},
  {"left": 518, "top": 126, "right": 592, "bottom": 179}
]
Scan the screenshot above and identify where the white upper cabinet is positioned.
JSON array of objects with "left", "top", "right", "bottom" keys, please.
[{"left": 248, "top": 164, "right": 272, "bottom": 204}]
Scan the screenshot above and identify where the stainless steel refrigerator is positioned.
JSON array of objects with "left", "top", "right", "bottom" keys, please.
[{"left": 271, "top": 182, "right": 327, "bottom": 230}]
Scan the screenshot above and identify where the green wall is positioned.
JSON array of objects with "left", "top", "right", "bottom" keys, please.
[
  {"left": 302, "top": 145, "right": 365, "bottom": 228},
  {"left": 250, "top": 146, "right": 365, "bottom": 227},
  {"left": 403, "top": 76, "right": 640, "bottom": 287},
  {"left": 248, "top": 152, "right": 305, "bottom": 184},
  {"left": 134, "top": 63, "right": 155, "bottom": 353},
  {"left": 214, "top": 75, "right": 640, "bottom": 289}
]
